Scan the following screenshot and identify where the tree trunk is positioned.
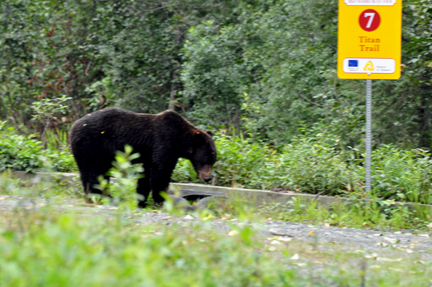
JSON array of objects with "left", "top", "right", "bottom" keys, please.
[
  {"left": 169, "top": 82, "right": 176, "bottom": 111},
  {"left": 417, "top": 92, "right": 431, "bottom": 148},
  {"left": 169, "top": 67, "right": 177, "bottom": 111}
]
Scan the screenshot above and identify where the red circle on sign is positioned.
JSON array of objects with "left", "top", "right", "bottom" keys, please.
[{"left": 359, "top": 9, "right": 381, "bottom": 32}]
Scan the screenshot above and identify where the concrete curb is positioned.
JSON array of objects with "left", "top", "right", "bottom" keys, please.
[
  {"left": 170, "top": 182, "right": 348, "bottom": 207},
  {"left": 6, "top": 171, "right": 432, "bottom": 213}
]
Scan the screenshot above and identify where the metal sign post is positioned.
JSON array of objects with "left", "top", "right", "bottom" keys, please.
[{"left": 365, "top": 79, "right": 372, "bottom": 192}]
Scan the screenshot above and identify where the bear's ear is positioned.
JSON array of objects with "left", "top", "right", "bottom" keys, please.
[
  {"left": 193, "top": 130, "right": 206, "bottom": 145},
  {"left": 206, "top": 130, "right": 213, "bottom": 138}
]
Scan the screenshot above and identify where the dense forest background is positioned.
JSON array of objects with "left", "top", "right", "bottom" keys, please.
[{"left": 1, "top": 0, "right": 432, "bottom": 150}]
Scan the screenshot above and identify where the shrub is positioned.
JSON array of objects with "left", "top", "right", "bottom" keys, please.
[
  {"left": 371, "top": 146, "right": 432, "bottom": 204},
  {"left": 174, "top": 131, "right": 358, "bottom": 194},
  {"left": 258, "top": 133, "right": 361, "bottom": 195},
  {"left": 0, "top": 123, "right": 76, "bottom": 173},
  {"left": 0, "top": 129, "right": 44, "bottom": 173},
  {"left": 213, "top": 133, "right": 272, "bottom": 188},
  {"left": 173, "top": 131, "right": 432, "bottom": 204}
]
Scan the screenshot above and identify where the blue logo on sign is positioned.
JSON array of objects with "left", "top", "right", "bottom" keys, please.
[{"left": 348, "top": 60, "right": 358, "bottom": 67}]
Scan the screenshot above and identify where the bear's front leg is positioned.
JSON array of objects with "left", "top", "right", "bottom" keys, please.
[{"left": 149, "top": 163, "right": 176, "bottom": 206}]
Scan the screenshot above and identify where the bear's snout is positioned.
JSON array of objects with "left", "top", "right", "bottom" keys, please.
[{"left": 198, "top": 165, "right": 213, "bottom": 183}]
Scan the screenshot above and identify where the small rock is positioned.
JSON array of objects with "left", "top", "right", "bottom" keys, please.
[
  {"left": 383, "top": 237, "right": 399, "bottom": 244},
  {"left": 269, "top": 229, "right": 289, "bottom": 236},
  {"left": 278, "top": 237, "right": 292, "bottom": 242},
  {"left": 375, "top": 242, "right": 388, "bottom": 247}
]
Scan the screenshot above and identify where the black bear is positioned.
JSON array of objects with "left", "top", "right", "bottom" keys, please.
[{"left": 70, "top": 108, "right": 216, "bottom": 207}]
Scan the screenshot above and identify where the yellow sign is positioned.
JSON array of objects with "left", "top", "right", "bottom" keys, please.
[{"left": 337, "top": 0, "right": 402, "bottom": 79}]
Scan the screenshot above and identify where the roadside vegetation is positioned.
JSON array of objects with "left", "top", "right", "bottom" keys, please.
[
  {"left": 1, "top": 208, "right": 431, "bottom": 286},
  {"left": 1, "top": 143, "right": 431, "bottom": 232},
  {"left": 3, "top": 121, "right": 432, "bottom": 207},
  {"left": 0, "top": 174, "right": 431, "bottom": 286}
]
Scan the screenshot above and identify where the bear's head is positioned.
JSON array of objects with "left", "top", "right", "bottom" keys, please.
[{"left": 190, "top": 130, "right": 217, "bottom": 183}]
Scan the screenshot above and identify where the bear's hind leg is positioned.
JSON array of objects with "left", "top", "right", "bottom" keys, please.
[
  {"left": 79, "top": 165, "right": 110, "bottom": 204},
  {"left": 148, "top": 155, "right": 177, "bottom": 206},
  {"left": 137, "top": 175, "right": 151, "bottom": 208}
]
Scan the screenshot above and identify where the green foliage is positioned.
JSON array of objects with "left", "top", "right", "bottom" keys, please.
[
  {"left": 213, "top": 131, "right": 360, "bottom": 194},
  {"left": 31, "top": 95, "right": 72, "bottom": 145},
  {"left": 3, "top": 121, "right": 432, "bottom": 206},
  {"left": 381, "top": 0, "right": 432, "bottom": 148},
  {"left": 179, "top": 0, "right": 432, "bottom": 149},
  {"left": 176, "top": 131, "right": 355, "bottom": 193},
  {"left": 237, "top": 0, "right": 345, "bottom": 144},
  {"left": 269, "top": 133, "right": 360, "bottom": 195},
  {"left": 39, "top": 150, "right": 77, "bottom": 173},
  {"left": 0, "top": 0, "right": 109, "bottom": 121},
  {"left": 96, "top": 145, "right": 144, "bottom": 211},
  {"left": 173, "top": 131, "right": 432, "bottom": 205},
  {"left": 2, "top": 0, "right": 432, "bottom": 151},
  {"left": 171, "top": 158, "right": 198, "bottom": 183},
  {"left": 31, "top": 96, "right": 71, "bottom": 124},
  {"left": 213, "top": 132, "right": 271, "bottom": 188},
  {"left": 0, "top": 0, "right": 244, "bottom": 124},
  {"left": 0, "top": 211, "right": 302, "bottom": 286},
  {"left": 0, "top": 129, "right": 44, "bottom": 173},
  {"left": 0, "top": 180, "right": 431, "bottom": 285},
  {"left": 44, "top": 128, "right": 69, "bottom": 151},
  {"left": 0, "top": 123, "right": 76, "bottom": 173},
  {"left": 371, "top": 146, "right": 432, "bottom": 203},
  {"left": 181, "top": 22, "right": 252, "bottom": 129}
]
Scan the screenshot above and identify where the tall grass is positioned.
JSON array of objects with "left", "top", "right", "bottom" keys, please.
[
  {"left": 259, "top": 196, "right": 432, "bottom": 231},
  {"left": 45, "top": 128, "right": 69, "bottom": 151},
  {"left": 173, "top": 132, "right": 432, "bottom": 205}
]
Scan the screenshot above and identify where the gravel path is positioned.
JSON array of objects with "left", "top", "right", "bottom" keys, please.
[{"left": 1, "top": 195, "right": 431, "bottom": 261}]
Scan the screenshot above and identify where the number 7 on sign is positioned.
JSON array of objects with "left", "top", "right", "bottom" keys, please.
[
  {"left": 364, "top": 13, "right": 375, "bottom": 28},
  {"left": 359, "top": 9, "right": 381, "bottom": 32}
]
